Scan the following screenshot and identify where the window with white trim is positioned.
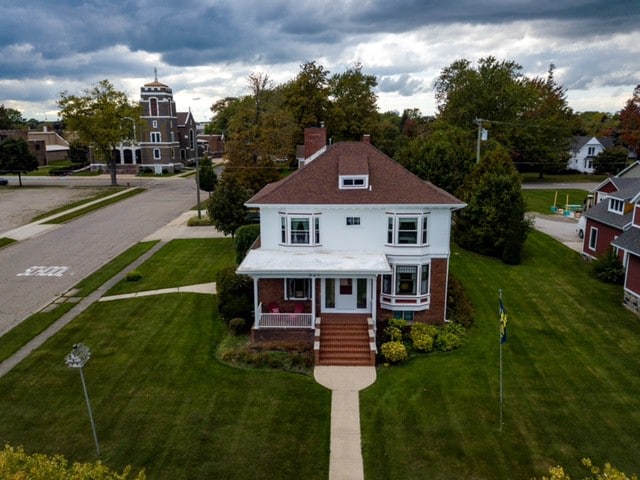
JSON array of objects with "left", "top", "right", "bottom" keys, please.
[
  {"left": 151, "top": 132, "right": 161, "bottom": 143},
  {"left": 340, "top": 175, "right": 368, "bottom": 189},
  {"left": 152, "top": 120, "right": 158, "bottom": 128},
  {"left": 589, "top": 226, "right": 598, "bottom": 251},
  {"left": 279, "top": 214, "right": 321, "bottom": 246},
  {"left": 382, "top": 263, "right": 430, "bottom": 296},
  {"left": 285, "top": 278, "right": 311, "bottom": 299},
  {"left": 587, "top": 146, "right": 596, "bottom": 156},
  {"left": 609, "top": 198, "right": 624, "bottom": 214},
  {"left": 386, "top": 214, "right": 429, "bottom": 245},
  {"left": 153, "top": 148, "right": 161, "bottom": 160},
  {"left": 346, "top": 216, "right": 360, "bottom": 226}
]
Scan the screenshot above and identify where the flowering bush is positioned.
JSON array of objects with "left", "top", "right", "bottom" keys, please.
[
  {"left": 381, "top": 341, "right": 408, "bottom": 363},
  {"left": 410, "top": 323, "right": 438, "bottom": 352},
  {"left": 384, "top": 325, "right": 403, "bottom": 342},
  {"left": 434, "top": 322, "right": 466, "bottom": 351}
]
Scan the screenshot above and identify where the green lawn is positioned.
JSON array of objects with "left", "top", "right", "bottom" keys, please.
[
  {"left": 106, "top": 238, "right": 234, "bottom": 295},
  {"left": 520, "top": 172, "right": 607, "bottom": 184},
  {"left": 361, "top": 232, "right": 640, "bottom": 479},
  {"left": 0, "top": 295, "right": 330, "bottom": 480},
  {"left": 523, "top": 188, "right": 589, "bottom": 214},
  {"left": 2, "top": 232, "right": 639, "bottom": 479}
]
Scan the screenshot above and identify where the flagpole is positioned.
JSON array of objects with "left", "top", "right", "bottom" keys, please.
[{"left": 499, "top": 288, "right": 503, "bottom": 432}]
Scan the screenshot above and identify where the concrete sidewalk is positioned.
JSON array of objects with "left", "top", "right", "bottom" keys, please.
[
  {"left": 314, "top": 366, "right": 377, "bottom": 480},
  {"left": 99, "top": 282, "right": 216, "bottom": 302}
]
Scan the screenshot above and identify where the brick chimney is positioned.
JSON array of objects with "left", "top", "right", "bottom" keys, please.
[
  {"left": 362, "top": 134, "right": 371, "bottom": 144},
  {"left": 304, "top": 126, "right": 327, "bottom": 158}
]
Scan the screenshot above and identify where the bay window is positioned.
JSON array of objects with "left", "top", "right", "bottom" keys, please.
[{"left": 382, "top": 263, "right": 430, "bottom": 297}]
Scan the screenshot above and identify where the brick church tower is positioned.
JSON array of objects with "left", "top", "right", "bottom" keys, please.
[{"left": 138, "top": 69, "right": 181, "bottom": 169}]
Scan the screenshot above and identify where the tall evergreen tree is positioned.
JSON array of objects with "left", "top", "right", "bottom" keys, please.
[{"left": 453, "top": 145, "right": 530, "bottom": 263}]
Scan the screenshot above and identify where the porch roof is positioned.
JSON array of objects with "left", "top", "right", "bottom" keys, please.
[{"left": 237, "top": 249, "right": 392, "bottom": 276}]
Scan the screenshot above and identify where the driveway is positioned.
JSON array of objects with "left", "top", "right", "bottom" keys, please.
[{"left": 530, "top": 212, "right": 584, "bottom": 253}]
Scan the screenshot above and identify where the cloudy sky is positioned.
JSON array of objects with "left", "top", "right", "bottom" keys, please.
[{"left": 1, "top": 0, "right": 638, "bottom": 123}]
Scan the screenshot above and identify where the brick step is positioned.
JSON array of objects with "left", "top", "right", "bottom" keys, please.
[
  {"left": 319, "top": 353, "right": 372, "bottom": 363},
  {"left": 320, "top": 333, "right": 369, "bottom": 342},
  {"left": 320, "top": 343, "right": 370, "bottom": 352}
]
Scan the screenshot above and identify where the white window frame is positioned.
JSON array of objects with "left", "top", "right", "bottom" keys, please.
[
  {"left": 587, "top": 146, "right": 596, "bottom": 156},
  {"left": 285, "top": 278, "right": 311, "bottom": 300},
  {"left": 608, "top": 198, "right": 624, "bottom": 214},
  {"left": 382, "top": 263, "right": 430, "bottom": 297},
  {"left": 150, "top": 132, "right": 161, "bottom": 143},
  {"left": 589, "top": 226, "right": 598, "bottom": 251},
  {"left": 152, "top": 120, "right": 158, "bottom": 128},
  {"left": 386, "top": 213, "right": 429, "bottom": 246},
  {"left": 346, "top": 216, "right": 361, "bottom": 226},
  {"left": 339, "top": 175, "right": 368, "bottom": 189},
  {"left": 153, "top": 148, "right": 161, "bottom": 160},
  {"left": 279, "top": 213, "right": 321, "bottom": 246}
]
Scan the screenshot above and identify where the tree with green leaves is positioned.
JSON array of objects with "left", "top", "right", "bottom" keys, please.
[
  {"left": 208, "top": 96, "right": 241, "bottom": 135},
  {"left": 453, "top": 145, "right": 530, "bottom": 264},
  {"left": 223, "top": 73, "right": 296, "bottom": 192},
  {"left": 0, "top": 137, "right": 38, "bottom": 186},
  {"left": 282, "top": 60, "right": 331, "bottom": 144},
  {"left": 198, "top": 156, "right": 218, "bottom": 197},
  {"left": 58, "top": 79, "right": 140, "bottom": 186},
  {"left": 207, "top": 174, "right": 251, "bottom": 238},
  {"left": 395, "top": 121, "right": 475, "bottom": 195},
  {"left": 435, "top": 58, "right": 572, "bottom": 177},
  {"left": 327, "top": 63, "right": 379, "bottom": 141},
  {"left": 593, "top": 146, "right": 631, "bottom": 175},
  {"left": 620, "top": 85, "right": 640, "bottom": 156},
  {"left": 0, "top": 105, "right": 26, "bottom": 129}
]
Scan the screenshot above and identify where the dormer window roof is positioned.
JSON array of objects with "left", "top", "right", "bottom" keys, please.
[
  {"left": 609, "top": 197, "right": 624, "bottom": 214},
  {"left": 340, "top": 175, "right": 368, "bottom": 189}
]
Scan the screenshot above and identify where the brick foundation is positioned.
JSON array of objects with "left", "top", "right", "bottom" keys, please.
[{"left": 251, "top": 328, "right": 315, "bottom": 345}]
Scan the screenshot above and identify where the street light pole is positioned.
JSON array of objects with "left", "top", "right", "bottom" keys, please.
[{"left": 65, "top": 343, "right": 101, "bottom": 457}]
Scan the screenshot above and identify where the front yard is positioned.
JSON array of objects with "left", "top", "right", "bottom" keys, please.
[{"left": 0, "top": 232, "right": 638, "bottom": 479}]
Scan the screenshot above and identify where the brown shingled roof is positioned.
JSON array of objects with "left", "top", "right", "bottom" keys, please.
[{"left": 247, "top": 141, "right": 464, "bottom": 206}]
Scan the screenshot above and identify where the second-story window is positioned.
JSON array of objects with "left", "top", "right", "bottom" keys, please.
[
  {"left": 151, "top": 132, "right": 161, "bottom": 143},
  {"left": 280, "top": 214, "right": 321, "bottom": 246},
  {"left": 149, "top": 98, "right": 158, "bottom": 117},
  {"left": 609, "top": 198, "right": 624, "bottom": 214},
  {"left": 387, "top": 214, "right": 429, "bottom": 246}
]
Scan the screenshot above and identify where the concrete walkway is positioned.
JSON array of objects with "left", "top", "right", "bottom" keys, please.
[
  {"left": 314, "top": 366, "right": 377, "bottom": 480},
  {"left": 99, "top": 282, "right": 216, "bottom": 302}
]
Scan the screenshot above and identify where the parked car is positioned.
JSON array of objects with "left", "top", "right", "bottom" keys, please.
[
  {"left": 576, "top": 215, "right": 586, "bottom": 239},
  {"left": 0, "top": 178, "right": 8, "bottom": 186}
]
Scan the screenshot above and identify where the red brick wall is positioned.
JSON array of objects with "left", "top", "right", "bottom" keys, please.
[
  {"left": 257, "top": 278, "right": 314, "bottom": 314},
  {"left": 375, "top": 258, "right": 448, "bottom": 326},
  {"left": 251, "top": 328, "right": 314, "bottom": 344}
]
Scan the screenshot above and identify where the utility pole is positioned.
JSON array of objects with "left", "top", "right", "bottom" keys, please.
[{"left": 474, "top": 118, "right": 487, "bottom": 164}]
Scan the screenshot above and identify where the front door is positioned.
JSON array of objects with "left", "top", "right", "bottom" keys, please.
[{"left": 323, "top": 277, "right": 369, "bottom": 312}]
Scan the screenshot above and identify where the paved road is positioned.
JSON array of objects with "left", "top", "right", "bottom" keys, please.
[{"left": 0, "top": 176, "right": 199, "bottom": 335}]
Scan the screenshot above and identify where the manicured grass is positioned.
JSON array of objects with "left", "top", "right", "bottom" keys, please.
[
  {"left": 0, "top": 294, "right": 330, "bottom": 480},
  {"left": 0, "top": 303, "right": 75, "bottom": 362},
  {"left": 0, "top": 241, "right": 159, "bottom": 362},
  {"left": 0, "top": 237, "right": 16, "bottom": 249},
  {"left": 361, "top": 232, "right": 640, "bottom": 479},
  {"left": 523, "top": 188, "right": 588, "bottom": 214},
  {"left": 43, "top": 188, "right": 146, "bottom": 224},
  {"left": 520, "top": 172, "right": 607, "bottom": 183},
  {"left": 74, "top": 241, "right": 159, "bottom": 297},
  {"left": 32, "top": 187, "right": 125, "bottom": 221},
  {"left": 106, "top": 238, "right": 234, "bottom": 295}
]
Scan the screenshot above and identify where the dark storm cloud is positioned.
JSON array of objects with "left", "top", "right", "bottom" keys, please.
[{"left": 0, "top": 0, "right": 638, "bottom": 117}]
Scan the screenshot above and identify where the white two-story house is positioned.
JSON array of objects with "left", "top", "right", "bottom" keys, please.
[{"left": 237, "top": 129, "right": 465, "bottom": 365}]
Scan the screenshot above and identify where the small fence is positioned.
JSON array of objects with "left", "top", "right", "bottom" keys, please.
[{"left": 255, "top": 303, "right": 314, "bottom": 329}]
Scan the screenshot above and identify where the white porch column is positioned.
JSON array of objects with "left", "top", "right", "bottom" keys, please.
[
  {"left": 253, "top": 277, "right": 260, "bottom": 328},
  {"left": 371, "top": 276, "right": 377, "bottom": 325},
  {"left": 311, "top": 276, "right": 317, "bottom": 328}
]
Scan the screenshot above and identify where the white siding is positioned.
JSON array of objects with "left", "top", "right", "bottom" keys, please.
[{"left": 258, "top": 205, "right": 454, "bottom": 256}]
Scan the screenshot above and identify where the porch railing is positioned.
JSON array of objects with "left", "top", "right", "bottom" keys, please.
[{"left": 255, "top": 302, "right": 314, "bottom": 329}]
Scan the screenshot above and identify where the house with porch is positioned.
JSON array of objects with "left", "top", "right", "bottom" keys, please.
[
  {"left": 236, "top": 128, "right": 465, "bottom": 365},
  {"left": 611, "top": 191, "right": 640, "bottom": 316},
  {"left": 582, "top": 162, "right": 640, "bottom": 260}
]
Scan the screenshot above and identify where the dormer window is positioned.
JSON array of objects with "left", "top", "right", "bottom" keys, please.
[
  {"left": 340, "top": 175, "right": 368, "bottom": 189},
  {"left": 609, "top": 198, "right": 624, "bottom": 214}
]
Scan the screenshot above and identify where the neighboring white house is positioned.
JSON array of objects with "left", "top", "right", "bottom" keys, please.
[
  {"left": 236, "top": 128, "right": 465, "bottom": 365},
  {"left": 568, "top": 136, "right": 614, "bottom": 174}
]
